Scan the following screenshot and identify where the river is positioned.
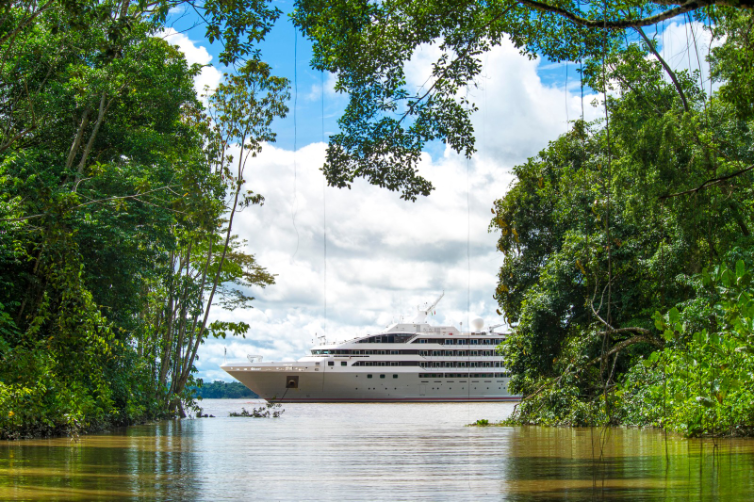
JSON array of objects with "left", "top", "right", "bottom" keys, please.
[{"left": 2, "top": 400, "right": 754, "bottom": 500}]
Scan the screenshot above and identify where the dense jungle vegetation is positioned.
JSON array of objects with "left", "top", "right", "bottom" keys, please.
[
  {"left": 3, "top": 0, "right": 754, "bottom": 439},
  {"left": 293, "top": 1, "right": 754, "bottom": 435},
  {"left": 0, "top": 0, "right": 287, "bottom": 438}
]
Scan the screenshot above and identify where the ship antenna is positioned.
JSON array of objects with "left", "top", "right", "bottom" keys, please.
[{"left": 412, "top": 291, "right": 444, "bottom": 323}]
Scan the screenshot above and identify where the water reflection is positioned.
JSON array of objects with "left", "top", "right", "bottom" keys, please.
[{"left": 1, "top": 401, "right": 753, "bottom": 501}]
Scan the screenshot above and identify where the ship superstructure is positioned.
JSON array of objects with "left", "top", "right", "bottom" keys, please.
[{"left": 221, "top": 294, "right": 519, "bottom": 402}]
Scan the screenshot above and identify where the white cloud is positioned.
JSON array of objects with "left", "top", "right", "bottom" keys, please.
[
  {"left": 657, "top": 21, "right": 719, "bottom": 96},
  {"left": 158, "top": 28, "right": 223, "bottom": 100},
  {"left": 404, "top": 39, "right": 602, "bottom": 166},
  {"left": 194, "top": 37, "right": 610, "bottom": 382},
  {"left": 195, "top": 141, "right": 515, "bottom": 381},
  {"left": 306, "top": 72, "right": 340, "bottom": 101}
]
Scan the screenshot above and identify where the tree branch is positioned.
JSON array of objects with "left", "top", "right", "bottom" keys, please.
[
  {"left": 635, "top": 27, "right": 690, "bottom": 112},
  {"left": 515, "top": 0, "right": 725, "bottom": 30},
  {"left": 596, "top": 327, "right": 652, "bottom": 336},
  {"left": 389, "top": 4, "right": 515, "bottom": 134},
  {"left": 588, "top": 333, "right": 665, "bottom": 367},
  {"left": 660, "top": 164, "right": 754, "bottom": 199},
  {"left": 0, "top": 186, "right": 178, "bottom": 223}
]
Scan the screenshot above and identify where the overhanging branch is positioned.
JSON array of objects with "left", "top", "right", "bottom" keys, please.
[
  {"left": 660, "top": 164, "right": 754, "bottom": 199},
  {"left": 516, "top": 0, "right": 720, "bottom": 30}
]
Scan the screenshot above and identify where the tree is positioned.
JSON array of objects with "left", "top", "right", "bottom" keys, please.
[
  {"left": 0, "top": 0, "right": 289, "bottom": 437},
  {"left": 490, "top": 29, "right": 753, "bottom": 428},
  {"left": 292, "top": 0, "right": 752, "bottom": 199}
]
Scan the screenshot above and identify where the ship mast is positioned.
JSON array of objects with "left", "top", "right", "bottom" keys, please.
[{"left": 412, "top": 291, "right": 444, "bottom": 323}]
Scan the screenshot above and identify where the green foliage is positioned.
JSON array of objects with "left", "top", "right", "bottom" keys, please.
[
  {"left": 292, "top": 0, "right": 750, "bottom": 200},
  {"left": 192, "top": 380, "right": 259, "bottom": 399},
  {"left": 292, "top": 3, "right": 754, "bottom": 438},
  {"left": 618, "top": 260, "right": 754, "bottom": 436},
  {"left": 491, "top": 13, "right": 754, "bottom": 434},
  {"left": 0, "top": 0, "right": 286, "bottom": 438}
]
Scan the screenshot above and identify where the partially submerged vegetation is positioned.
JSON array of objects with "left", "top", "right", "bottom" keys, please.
[{"left": 229, "top": 403, "right": 284, "bottom": 418}]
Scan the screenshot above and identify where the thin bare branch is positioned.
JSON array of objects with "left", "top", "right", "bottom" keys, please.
[{"left": 660, "top": 164, "right": 754, "bottom": 199}]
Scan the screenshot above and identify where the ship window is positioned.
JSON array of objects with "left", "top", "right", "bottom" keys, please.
[
  {"left": 367, "top": 374, "right": 373, "bottom": 378},
  {"left": 380, "top": 374, "right": 385, "bottom": 379},
  {"left": 328, "top": 361, "right": 334, "bottom": 366},
  {"left": 341, "top": 361, "right": 347, "bottom": 366},
  {"left": 393, "top": 374, "right": 398, "bottom": 379}
]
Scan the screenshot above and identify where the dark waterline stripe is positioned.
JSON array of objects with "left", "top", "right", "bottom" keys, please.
[{"left": 267, "top": 397, "right": 521, "bottom": 403}]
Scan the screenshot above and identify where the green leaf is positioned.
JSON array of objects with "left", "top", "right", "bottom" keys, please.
[
  {"left": 736, "top": 260, "right": 746, "bottom": 280},
  {"left": 668, "top": 307, "right": 681, "bottom": 325}
]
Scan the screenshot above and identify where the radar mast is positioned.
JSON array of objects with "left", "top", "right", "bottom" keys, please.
[{"left": 412, "top": 291, "right": 444, "bottom": 323}]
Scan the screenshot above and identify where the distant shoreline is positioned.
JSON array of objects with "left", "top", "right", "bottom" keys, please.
[{"left": 192, "top": 380, "right": 258, "bottom": 399}]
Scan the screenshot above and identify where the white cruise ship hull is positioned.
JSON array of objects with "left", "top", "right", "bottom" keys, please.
[{"left": 222, "top": 364, "right": 518, "bottom": 402}]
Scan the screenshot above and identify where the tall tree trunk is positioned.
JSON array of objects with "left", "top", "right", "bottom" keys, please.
[{"left": 176, "top": 140, "right": 248, "bottom": 392}]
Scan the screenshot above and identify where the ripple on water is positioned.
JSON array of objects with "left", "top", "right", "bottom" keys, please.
[{"left": 2, "top": 400, "right": 754, "bottom": 501}]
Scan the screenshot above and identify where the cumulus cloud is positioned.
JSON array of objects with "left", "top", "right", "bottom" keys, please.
[
  {"left": 404, "top": 39, "right": 602, "bottom": 167},
  {"left": 194, "top": 35, "right": 645, "bottom": 382},
  {"left": 158, "top": 28, "right": 223, "bottom": 99},
  {"left": 657, "top": 21, "right": 719, "bottom": 95},
  {"left": 195, "top": 141, "right": 514, "bottom": 381}
]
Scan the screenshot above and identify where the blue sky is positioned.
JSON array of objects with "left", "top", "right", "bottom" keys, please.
[
  {"left": 168, "top": 0, "right": 344, "bottom": 150},
  {"left": 160, "top": 7, "right": 714, "bottom": 383}
]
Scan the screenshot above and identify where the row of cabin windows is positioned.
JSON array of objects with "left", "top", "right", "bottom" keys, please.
[
  {"left": 355, "top": 336, "right": 501, "bottom": 345},
  {"left": 314, "top": 349, "right": 420, "bottom": 355},
  {"left": 417, "top": 338, "right": 499, "bottom": 345},
  {"left": 361, "top": 373, "right": 512, "bottom": 379},
  {"left": 419, "top": 372, "right": 512, "bottom": 378},
  {"left": 422, "top": 361, "right": 502, "bottom": 368},
  {"left": 419, "top": 350, "right": 496, "bottom": 357},
  {"left": 357, "top": 334, "right": 415, "bottom": 344},
  {"left": 312, "top": 348, "right": 500, "bottom": 356},
  {"left": 353, "top": 361, "right": 424, "bottom": 367},
  {"left": 351, "top": 361, "right": 505, "bottom": 368}
]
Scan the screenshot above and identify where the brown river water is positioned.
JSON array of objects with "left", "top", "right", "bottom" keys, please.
[{"left": 2, "top": 400, "right": 754, "bottom": 501}]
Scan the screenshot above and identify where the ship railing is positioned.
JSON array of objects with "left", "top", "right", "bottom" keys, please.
[{"left": 227, "top": 363, "right": 313, "bottom": 372}]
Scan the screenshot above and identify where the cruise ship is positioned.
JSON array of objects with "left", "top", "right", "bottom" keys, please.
[{"left": 221, "top": 294, "right": 519, "bottom": 402}]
